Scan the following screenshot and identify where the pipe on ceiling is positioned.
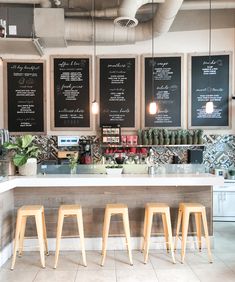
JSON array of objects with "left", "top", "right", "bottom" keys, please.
[
  {"left": 0, "top": 0, "right": 51, "bottom": 7},
  {"left": 65, "top": 0, "right": 183, "bottom": 43}
]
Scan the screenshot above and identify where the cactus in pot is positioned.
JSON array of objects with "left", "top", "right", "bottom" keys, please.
[
  {"left": 142, "top": 130, "right": 148, "bottom": 145},
  {"left": 158, "top": 129, "right": 164, "bottom": 145},
  {"left": 175, "top": 130, "right": 181, "bottom": 145},
  {"left": 163, "top": 129, "right": 170, "bottom": 145},
  {"left": 170, "top": 131, "right": 176, "bottom": 145},
  {"left": 197, "top": 129, "right": 204, "bottom": 144},
  {"left": 181, "top": 130, "right": 187, "bottom": 144},
  {"left": 153, "top": 129, "right": 159, "bottom": 145},
  {"left": 137, "top": 129, "right": 142, "bottom": 145},
  {"left": 187, "top": 130, "right": 193, "bottom": 145},
  {"left": 193, "top": 130, "right": 198, "bottom": 144},
  {"left": 148, "top": 128, "right": 153, "bottom": 145}
]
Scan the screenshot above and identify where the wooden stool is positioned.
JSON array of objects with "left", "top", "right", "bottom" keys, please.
[
  {"left": 101, "top": 204, "right": 133, "bottom": 266},
  {"left": 142, "top": 203, "right": 176, "bottom": 264},
  {"left": 11, "top": 205, "right": 48, "bottom": 270},
  {"left": 54, "top": 205, "right": 87, "bottom": 269},
  {"left": 174, "top": 203, "right": 212, "bottom": 264}
]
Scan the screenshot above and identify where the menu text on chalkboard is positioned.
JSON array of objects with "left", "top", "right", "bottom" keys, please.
[
  {"left": 6, "top": 61, "right": 45, "bottom": 133},
  {"left": 144, "top": 56, "right": 182, "bottom": 128},
  {"left": 53, "top": 57, "right": 90, "bottom": 128},
  {"left": 99, "top": 57, "right": 136, "bottom": 128},
  {"left": 190, "top": 54, "right": 230, "bottom": 128}
]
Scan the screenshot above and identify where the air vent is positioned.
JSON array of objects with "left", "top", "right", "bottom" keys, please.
[{"left": 114, "top": 17, "right": 138, "bottom": 28}]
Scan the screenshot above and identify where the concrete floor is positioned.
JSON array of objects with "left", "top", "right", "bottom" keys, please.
[{"left": 1, "top": 222, "right": 235, "bottom": 282}]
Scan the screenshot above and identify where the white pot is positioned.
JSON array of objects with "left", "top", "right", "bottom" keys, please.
[{"left": 18, "top": 158, "right": 37, "bottom": 176}]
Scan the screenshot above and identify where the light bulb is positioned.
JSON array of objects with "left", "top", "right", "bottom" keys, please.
[
  {"left": 149, "top": 101, "right": 157, "bottom": 115},
  {"left": 205, "top": 101, "right": 214, "bottom": 114},
  {"left": 91, "top": 100, "right": 99, "bottom": 114}
]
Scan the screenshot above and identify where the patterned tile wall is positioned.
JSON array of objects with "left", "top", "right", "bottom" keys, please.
[{"left": 7, "top": 134, "right": 235, "bottom": 169}]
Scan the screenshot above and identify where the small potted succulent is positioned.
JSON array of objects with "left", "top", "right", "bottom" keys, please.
[
  {"left": 68, "top": 154, "right": 78, "bottom": 174},
  {"left": 4, "top": 135, "right": 41, "bottom": 176}
]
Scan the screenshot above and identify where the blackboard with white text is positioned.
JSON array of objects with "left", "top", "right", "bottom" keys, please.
[
  {"left": 190, "top": 54, "right": 230, "bottom": 127},
  {"left": 144, "top": 56, "right": 182, "bottom": 128}
]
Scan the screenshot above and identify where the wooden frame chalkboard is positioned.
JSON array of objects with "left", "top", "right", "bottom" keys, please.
[
  {"left": 4, "top": 60, "right": 46, "bottom": 134},
  {"left": 98, "top": 55, "right": 138, "bottom": 130},
  {"left": 142, "top": 54, "right": 183, "bottom": 128},
  {"left": 188, "top": 52, "right": 232, "bottom": 129},
  {"left": 50, "top": 55, "right": 92, "bottom": 130}
]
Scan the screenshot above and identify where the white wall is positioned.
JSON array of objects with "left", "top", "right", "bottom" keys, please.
[{"left": 0, "top": 27, "right": 234, "bottom": 136}]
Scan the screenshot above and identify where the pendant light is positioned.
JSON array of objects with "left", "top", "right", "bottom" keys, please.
[
  {"left": 205, "top": 0, "right": 214, "bottom": 114},
  {"left": 149, "top": 0, "right": 157, "bottom": 115},
  {"left": 91, "top": 0, "right": 99, "bottom": 115}
]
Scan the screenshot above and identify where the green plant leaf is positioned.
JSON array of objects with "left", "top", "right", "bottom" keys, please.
[
  {"left": 13, "top": 154, "right": 27, "bottom": 167},
  {"left": 22, "top": 135, "right": 34, "bottom": 149},
  {"left": 3, "top": 143, "right": 19, "bottom": 150}
]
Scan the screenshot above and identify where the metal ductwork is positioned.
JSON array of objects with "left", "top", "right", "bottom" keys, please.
[
  {"left": 34, "top": 8, "right": 67, "bottom": 48},
  {"left": 65, "top": 0, "right": 184, "bottom": 43},
  {"left": 0, "top": 0, "right": 51, "bottom": 7}
]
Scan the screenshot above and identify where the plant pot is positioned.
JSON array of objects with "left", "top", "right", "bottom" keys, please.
[{"left": 18, "top": 158, "right": 37, "bottom": 176}]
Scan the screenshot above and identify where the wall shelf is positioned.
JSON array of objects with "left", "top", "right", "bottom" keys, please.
[{"left": 101, "top": 144, "right": 205, "bottom": 148}]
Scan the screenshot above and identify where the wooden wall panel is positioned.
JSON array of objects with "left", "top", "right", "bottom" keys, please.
[{"left": 13, "top": 186, "right": 212, "bottom": 238}]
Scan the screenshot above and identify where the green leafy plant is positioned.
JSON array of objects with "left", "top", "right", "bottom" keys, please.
[
  {"left": 3, "top": 135, "right": 41, "bottom": 167},
  {"left": 68, "top": 154, "right": 78, "bottom": 170}
]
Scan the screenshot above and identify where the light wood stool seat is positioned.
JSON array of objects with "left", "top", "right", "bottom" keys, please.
[
  {"left": 174, "top": 202, "right": 212, "bottom": 264},
  {"left": 101, "top": 204, "right": 133, "bottom": 266},
  {"left": 54, "top": 204, "right": 87, "bottom": 269},
  {"left": 142, "top": 203, "right": 176, "bottom": 264},
  {"left": 11, "top": 205, "right": 48, "bottom": 270}
]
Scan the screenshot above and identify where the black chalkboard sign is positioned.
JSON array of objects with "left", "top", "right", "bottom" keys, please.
[
  {"left": 52, "top": 57, "right": 91, "bottom": 129},
  {"left": 99, "top": 57, "right": 136, "bottom": 128},
  {"left": 189, "top": 54, "right": 230, "bottom": 128},
  {"left": 5, "top": 61, "right": 45, "bottom": 133},
  {"left": 144, "top": 56, "right": 182, "bottom": 128}
]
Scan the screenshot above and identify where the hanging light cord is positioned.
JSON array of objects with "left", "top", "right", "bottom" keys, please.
[
  {"left": 208, "top": 0, "right": 212, "bottom": 97},
  {"left": 151, "top": 0, "right": 154, "bottom": 102}
]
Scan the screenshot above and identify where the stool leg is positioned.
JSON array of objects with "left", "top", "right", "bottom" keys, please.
[
  {"left": 77, "top": 210, "right": 87, "bottom": 267},
  {"left": 18, "top": 216, "right": 27, "bottom": 257},
  {"left": 141, "top": 207, "right": 148, "bottom": 253},
  {"left": 165, "top": 210, "right": 176, "bottom": 264},
  {"left": 201, "top": 209, "right": 213, "bottom": 263},
  {"left": 144, "top": 210, "right": 153, "bottom": 264},
  {"left": 54, "top": 210, "right": 64, "bottom": 269},
  {"left": 162, "top": 213, "right": 169, "bottom": 253},
  {"left": 181, "top": 210, "right": 190, "bottom": 264},
  {"left": 101, "top": 210, "right": 111, "bottom": 266},
  {"left": 123, "top": 210, "right": 133, "bottom": 266},
  {"left": 195, "top": 213, "right": 202, "bottom": 251},
  {"left": 42, "top": 210, "right": 49, "bottom": 256},
  {"left": 35, "top": 213, "right": 46, "bottom": 268},
  {"left": 11, "top": 213, "right": 22, "bottom": 270},
  {"left": 174, "top": 209, "right": 182, "bottom": 251}
]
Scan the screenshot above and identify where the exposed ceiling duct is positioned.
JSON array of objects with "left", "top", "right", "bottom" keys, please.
[
  {"left": 65, "top": 0, "right": 184, "bottom": 43},
  {"left": 0, "top": 0, "right": 51, "bottom": 7}
]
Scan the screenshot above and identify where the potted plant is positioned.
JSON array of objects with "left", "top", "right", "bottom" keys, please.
[
  {"left": 68, "top": 154, "right": 78, "bottom": 174},
  {"left": 4, "top": 135, "right": 41, "bottom": 176}
]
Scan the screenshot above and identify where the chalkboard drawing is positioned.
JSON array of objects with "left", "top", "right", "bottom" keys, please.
[{"left": 18, "top": 77, "right": 25, "bottom": 85}]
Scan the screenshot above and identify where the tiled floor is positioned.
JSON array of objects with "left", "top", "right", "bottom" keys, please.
[{"left": 1, "top": 222, "right": 235, "bottom": 282}]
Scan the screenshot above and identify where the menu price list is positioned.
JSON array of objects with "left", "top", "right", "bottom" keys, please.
[
  {"left": 144, "top": 56, "right": 182, "bottom": 128},
  {"left": 7, "top": 62, "right": 44, "bottom": 132},
  {"left": 100, "top": 58, "right": 135, "bottom": 128},
  {"left": 53, "top": 58, "right": 90, "bottom": 128},
  {"left": 191, "top": 55, "right": 229, "bottom": 127}
]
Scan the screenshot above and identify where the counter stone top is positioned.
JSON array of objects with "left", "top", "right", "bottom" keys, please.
[{"left": 0, "top": 173, "right": 224, "bottom": 194}]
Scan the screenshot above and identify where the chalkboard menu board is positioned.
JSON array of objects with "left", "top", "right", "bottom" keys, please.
[
  {"left": 99, "top": 57, "right": 136, "bottom": 128},
  {"left": 144, "top": 56, "right": 182, "bottom": 128},
  {"left": 189, "top": 54, "right": 230, "bottom": 128},
  {"left": 51, "top": 56, "right": 91, "bottom": 129},
  {"left": 5, "top": 61, "right": 45, "bottom": 133}
]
